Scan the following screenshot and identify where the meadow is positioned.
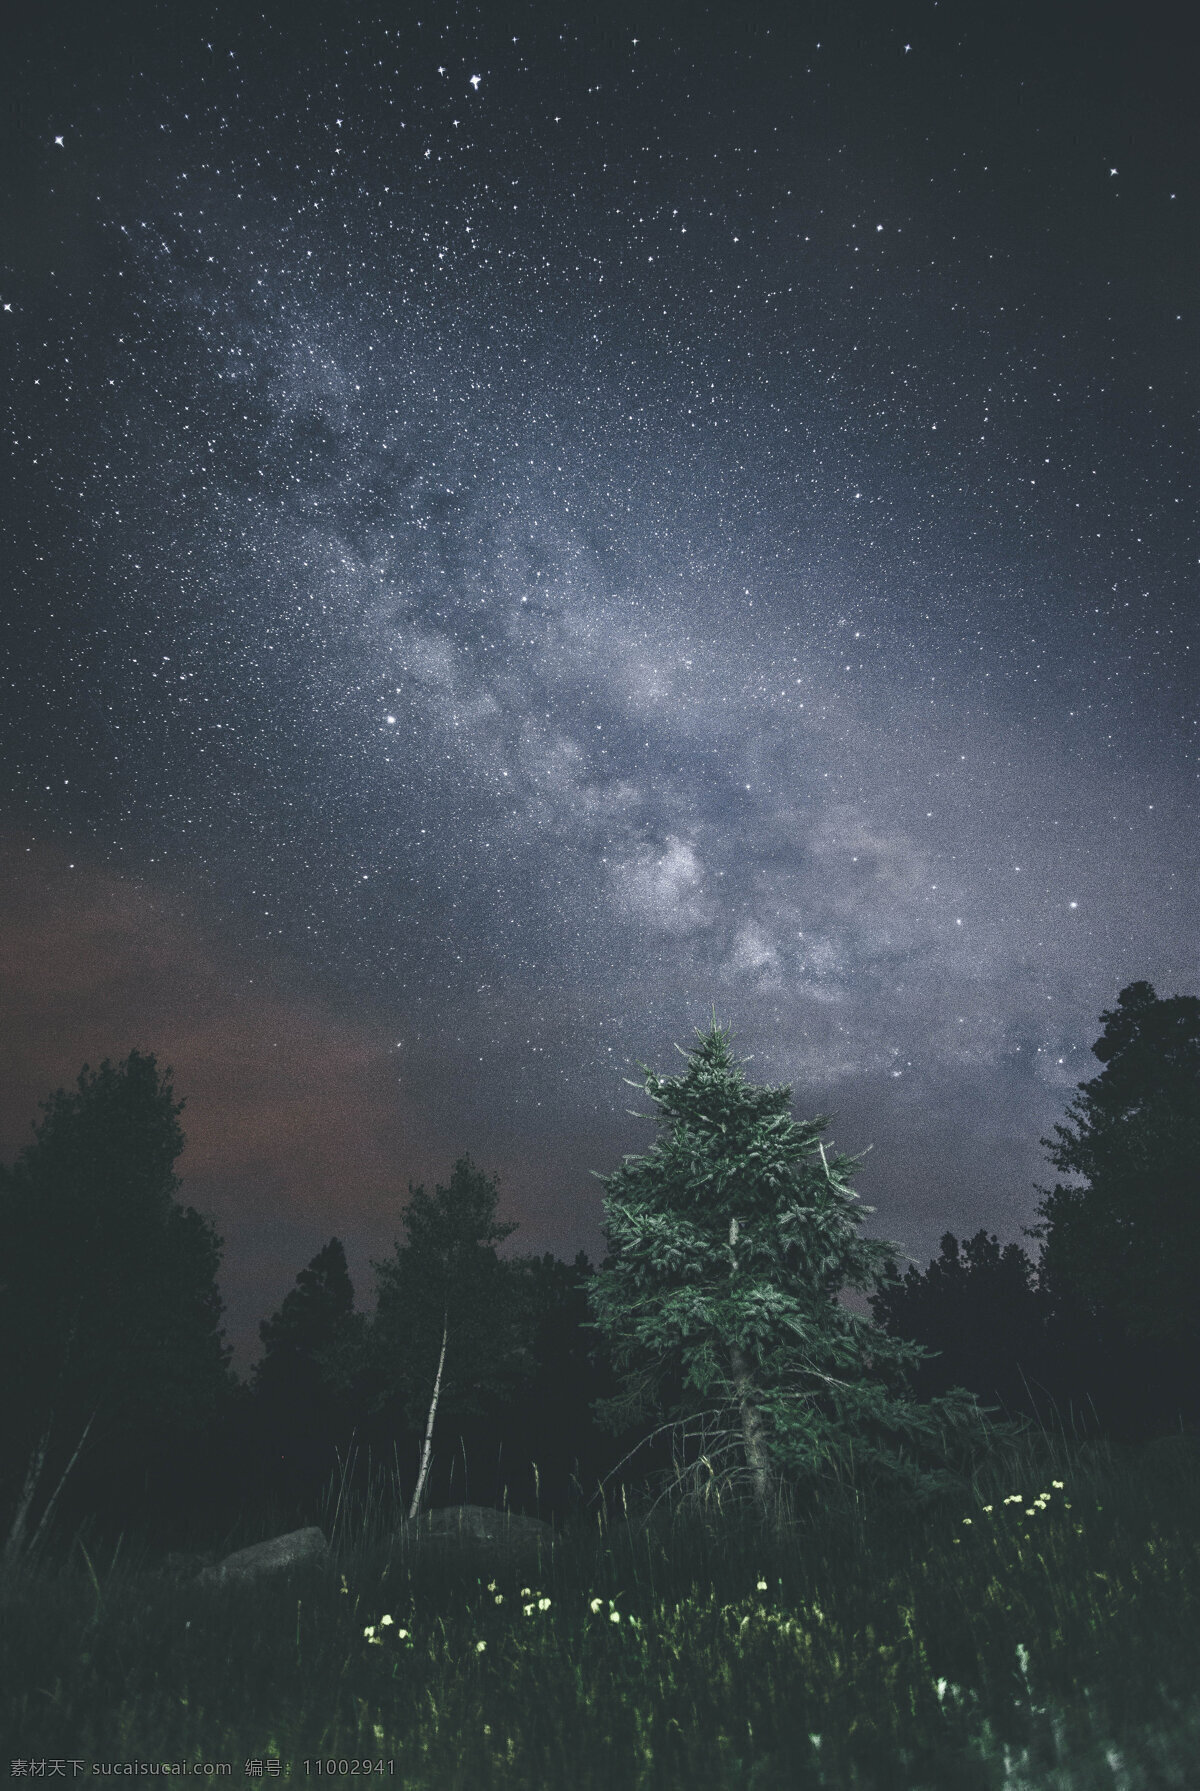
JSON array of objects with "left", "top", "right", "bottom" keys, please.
[{"left": 3, "top": 1420, "right": 1198, "bottom": 1790}]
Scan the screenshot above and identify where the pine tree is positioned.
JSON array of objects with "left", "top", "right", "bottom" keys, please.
[
  {"left": 252, "top": 1238, "right": 361, "bottom": 1493},
  {"left": 0, "top": 1052, "right": 234, "bottom": 1557},
  {"left": 588, "top": 1021, "right": 1018, "bottom": 1517},
  {"left": 1026, "top": 980, "right": 1200, "bottom": 1355},
  {"left": 869, "top": 1230, "right": 1053, "bottom": 1421},
  {"left": 364, "top": 1157, "right": 529, "bottom": 1514}
]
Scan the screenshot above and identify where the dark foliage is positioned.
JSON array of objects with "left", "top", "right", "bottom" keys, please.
[{"left": 0, "top": 1052, "right": 237, "bottom": 1539}]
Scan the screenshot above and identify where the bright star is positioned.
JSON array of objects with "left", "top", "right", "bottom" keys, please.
[
  {"left": 469, "top": 74, "right": 481, "bottom": 90},
  {"left": 54, "top": 135, "right": 64, "bottom": 147}
]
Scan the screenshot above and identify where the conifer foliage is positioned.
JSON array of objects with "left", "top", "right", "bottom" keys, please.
[{"left": 589, "top": 1022, "right": 1016, "bottom": 1513}]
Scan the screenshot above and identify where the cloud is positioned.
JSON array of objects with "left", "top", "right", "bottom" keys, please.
[
  {"left": 608, "top": 835, "right": 715, "bottom": 936},
  {"left": 0, "top": 837, "right": 474, "bottom": 1368}
]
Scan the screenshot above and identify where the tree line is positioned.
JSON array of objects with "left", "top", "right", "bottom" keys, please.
[{"left": 1, "top": 980, "right": 1196, "bottom": 1559}]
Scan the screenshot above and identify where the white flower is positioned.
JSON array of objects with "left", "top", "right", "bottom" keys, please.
[
  {"left": 610, "top": 1609, "right": 621, "bottom": 1623},
  {"left": 538, "top": 1596, "right": 551, "bottom": 1611},
  {"left": 475, "top": 1640, "right": 487, "bottom": 1654}
]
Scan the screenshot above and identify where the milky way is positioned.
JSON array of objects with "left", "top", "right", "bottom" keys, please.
[{"left": 3, "top": 2, "right": 1196, "bottom": 1352}]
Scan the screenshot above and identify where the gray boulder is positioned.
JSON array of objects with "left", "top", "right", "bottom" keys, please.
[
  {"left": 400, "top": 1503, "right": 556, "bottom": 1559},
  {"left": 196, "top": 1525, "right": 329, "bottom": 1588}
]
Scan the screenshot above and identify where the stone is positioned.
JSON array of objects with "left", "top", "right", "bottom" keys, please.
[
  {"left": 195, "top": 1524, "right": 329, "bottom": 1588},
  {"left": 400, "top": 1503, "right": 556, "bottom": 1559},
  {"left": 158, "top": 1548, "right": 221, "bottom": 1583}
]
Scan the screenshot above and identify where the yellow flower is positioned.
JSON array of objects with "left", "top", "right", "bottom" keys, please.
[
  {"left": 363, "top": 1625, "right": 375, "bottom": 1640},
  {"left": 494, "top": 1593, "right": 504, "bottom": 1605},
  {"left": 520, "top": 1587, "right": 532, "bottom": 1597},
  {"left": 982, "top": 1505, "right": 994, "bottom": 1513},
  {"left": 756, "top": 1578, "right": 768, "bottom": 1592},
  {"left": 1052, "top": 1480, "right": 1064, "bottom": 1490},
  {"left": 538, "top": 1596, "right": 552, "bottom": 1611},
  {"left": 523, "top": 1603, "right": 535, "bottom": 1616},
  {"left": 475, "top": 1640, "right": 487, "bottom": 1654},
  {"left": 962, "top": 1518, "right": 972, "bottom": 1526},
  {"left": 380, "top": 1615, "right": 394, "bottom": 1627},
  {"left": 590, "top": 1597, "right": 603, "bottom": 1614},
  {"left": 610, "top": 1609, "right": 621, "bottom": 1623}
]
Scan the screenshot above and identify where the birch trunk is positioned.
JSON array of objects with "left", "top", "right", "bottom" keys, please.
[{"left": 408, "top": 1312, "right": 448, "bottom": 1522}]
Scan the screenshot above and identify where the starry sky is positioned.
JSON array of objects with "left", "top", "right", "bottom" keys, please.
[{"left": 2, "top": 0, "right": 1196, "bottom": 1371}]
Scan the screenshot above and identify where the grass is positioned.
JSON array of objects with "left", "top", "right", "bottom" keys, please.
[{"left": 2, "top": 1421, "right": 1198, "bottom": 1788}]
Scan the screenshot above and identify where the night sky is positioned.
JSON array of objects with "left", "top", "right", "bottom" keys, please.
[{"left": 2, "top": 1, "right": 1196, "bottom": 1371}]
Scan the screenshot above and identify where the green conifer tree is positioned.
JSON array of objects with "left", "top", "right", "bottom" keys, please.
[{"left": 589, "top": 1021, "right": 1020, "bottom": 1516}]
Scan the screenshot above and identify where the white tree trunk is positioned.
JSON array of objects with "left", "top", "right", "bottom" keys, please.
[{"left": 408, "top": 1312, "right": 448, "bottom": 1522}]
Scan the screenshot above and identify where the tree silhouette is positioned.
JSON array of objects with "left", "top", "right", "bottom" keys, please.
[
  {"left": 869, "top": 1231, "right": 1054, "bottom": 1423},
  {"left": 356, "top": 1157, "right": 529, "bottom": 1514},
  {"left": 588, "top": 1021, "right": 1021, "bottom": 1518},
  {"left": 251, "top": 1237, "right": 362, "bottom": 1499},
  {"left": 1027, "top": 981, "right": 1200, "bottom": 1350},
  {"left": 0, "top": 1052, "right": 234, "bottom": 1557},
  {"left": 1023, "top": 980, "right": 1200, "bottom": 1435}
]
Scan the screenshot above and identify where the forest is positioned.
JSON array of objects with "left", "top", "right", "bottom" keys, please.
[{"left": 3, "top": 981, "right": 1198, "bottom": 1784}]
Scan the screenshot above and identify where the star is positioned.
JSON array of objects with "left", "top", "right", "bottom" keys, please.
[
  {"left": 469, "top": 74, "right": 481, "bottom": 90},
  {"left": 54, "top": 135, "right": 64, "bottom": 147}
]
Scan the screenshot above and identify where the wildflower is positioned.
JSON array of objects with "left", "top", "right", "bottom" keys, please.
[
  {"left": 396, "top": 1629, "right": 410, "bottom": 1641},
  {"left": 340, "top": 1574, "right": 350, "bottom": 1596},
  {"left": 1004, "top": 1494, "right": 1022, "bottom": 1505},
  {"left": 610, "top": 1609, "right": 621, "bottom": 1623},
  {"left": 475, "top": 1640, "right": 487, "bottom": 1654},
  {"left": 590, "top": 1597, "right": 603, "bottom": 1614},
  {"left": 982, "top": 1505, "right": 993, "bottom": 1513},
  {"left": 521, "top": 1587, "right": 531, "bottom": 1597},
  {"left": 372, "top": 1724, "right": 385, "bottom": 1744},
  {"left": 494, "top": 1594, "right": 504, "bottom": 1605},
  {"left": 487, "top": 1580, "right": 497, "bottom": 1592},
  {"left": 538, "top": 1596, "right": 551, "bottom": 1611},
  {"left": 380, "top": 1615, "right": 394, "bottom": 1627},
  {"left": 756, "top": 1578, "right": 768, "bottom": 1592},
  {"left": 523, "top": 1604, "right": 535, "bottom": 1616},
  {"left": 935, "top": 1678, "right": 948, "bottom": 1702},
  {"left": 1052, "top": 1480, "right": 1064, "bottom": 1490},
  {"left": 962, "top": 1518, "right": 972, "bottom": 1526}
]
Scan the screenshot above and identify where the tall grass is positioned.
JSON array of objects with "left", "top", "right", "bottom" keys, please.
[{"left": 3, "top": 1419, "right": 1198, "bottom": 1788}]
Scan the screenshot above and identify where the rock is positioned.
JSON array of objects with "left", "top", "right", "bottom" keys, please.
[
  {"left": 195, "top": 1525, "right": 329, "bottom": 1589},
  {"left": 400, "top": 1503, "right": 556, "bottom": 1559},
  {"left": 1139, "top": 1431, "right": 1200, "bottom": 1478},
  {"left": 158, "top": 1548, "right": 221, "bottom": 1583}
]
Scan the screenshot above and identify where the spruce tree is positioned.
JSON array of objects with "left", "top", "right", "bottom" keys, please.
[{"left": 588, "top": 1021, "right": 1018, "bottom": 1516}]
